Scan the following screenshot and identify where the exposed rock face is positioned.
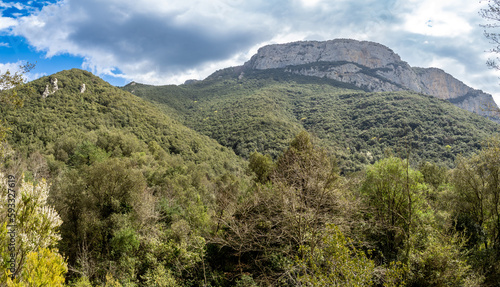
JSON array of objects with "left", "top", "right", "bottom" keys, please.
[
  {"left": 243, "top": 39, "right": 498, "bottom": 119},
  {"left": 245, "top": 39, "right": 402, "bottom": 70},
  {"left": 80, "top": 83, "right": 86, "bottom": 93},
  {"left": 42, "top": 84, "right": 50, "bottom": 99},
  {"left": 41, "top": 77, "right": 59, "bottom": 98},
  {"left": 413, "top": 67, "right": 471, "bottom": 100},
  {"left": 51, "top": 78, "right": 58, "bottom": 92}
]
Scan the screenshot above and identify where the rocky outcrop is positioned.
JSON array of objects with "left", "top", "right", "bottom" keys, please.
[
  {"left": 245, "top": 39, "right": 403, "bottom": 70},
  {"left": 41, "top": 77, "right": 59, "bottom": 98},
  {"left": 413, "top": 67, "right": 471, "bottom": 100},
  {"left": 184, "top": 79, "right": 200, "bottom": 85},
  {"left": 243, "top": 39, "right": 499, "bottom": 119}
]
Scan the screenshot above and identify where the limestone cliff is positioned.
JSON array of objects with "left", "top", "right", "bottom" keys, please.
[{"left": 243, "top": 39, "right": 498, "bottom": 119}]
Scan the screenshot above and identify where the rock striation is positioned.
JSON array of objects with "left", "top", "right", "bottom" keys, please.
[{"left": 243, "top": 39, "right": 499, "bottom": 119}]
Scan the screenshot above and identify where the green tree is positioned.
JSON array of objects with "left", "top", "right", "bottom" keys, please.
[
  {"left": 52, "top": 157, "right": 147, "bottom": 284},
  {"left": 7, "top": 247, "right": 67, "bottom": 287},
  {"left": 361, "top": 157, "right": 427, "bottom": 262},
  {"left": 452, "top": 138, "right": 500, "bottom": 251},
  {"left": 0, "top": 63, "right": 34, "bottom": 157},
  {"left": 248, "top": 151, "right": 274, "bottom": 184},
  {"left": 294, "top": 224, "right": 375, "bottom": 286},
  {"left": 0, "top": 172, "right": 66, "bottom": 284}
]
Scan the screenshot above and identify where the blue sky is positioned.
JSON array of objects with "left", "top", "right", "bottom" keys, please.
[{"left": 1, "top": 0, "right": 500, "bottom": 104}]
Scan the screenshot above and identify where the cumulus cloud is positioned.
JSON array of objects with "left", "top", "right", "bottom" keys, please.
[
  {"left": 0, "top": 16, "right": 16, "bottom": 29},
  {"left": 10, "top": 0, "right": 412, "bottom": 84},
  {"left": 3, "top": 0, "right": 500, "bottom": 103},
  {"left": 12, "top": 0, "right": 279, "bottom": 83}
]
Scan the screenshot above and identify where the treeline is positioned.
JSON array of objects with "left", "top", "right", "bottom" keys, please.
[{"left": 2, "top": 130, "right": 500, "bottom": 286}]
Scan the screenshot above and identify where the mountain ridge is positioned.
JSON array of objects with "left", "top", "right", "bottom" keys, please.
[{"left": 240, "top": 39, "right": 498, "bottom": 119}]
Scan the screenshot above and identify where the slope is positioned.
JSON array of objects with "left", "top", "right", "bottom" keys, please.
[
  {"left": 0, "top": 68, "right": 245, "bottom": 175},
  {"left": 124, "top": 68, "right": 500, "bottom": 172},
  {"left": 244, "top": 39, "right": 499, "bottom": 119}
]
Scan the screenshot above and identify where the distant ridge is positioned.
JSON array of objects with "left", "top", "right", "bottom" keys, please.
[{"left": 242, "top": 39, "right": 499, "bottom": 119}]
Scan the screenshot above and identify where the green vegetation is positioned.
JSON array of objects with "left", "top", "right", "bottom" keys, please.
[
  {"left": 124, "top": 68, "right": 499, "bottom": 172},
  {"left": 1, "top": 68, "right": 500, "bottom": 286}
]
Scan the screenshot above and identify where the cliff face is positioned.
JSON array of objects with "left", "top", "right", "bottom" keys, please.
[
  {"left": 246, "top": 39, "right": 402, "bottom": 70},
  {"left": 243, "top": 39, "right": 498, "bottom": 118}
]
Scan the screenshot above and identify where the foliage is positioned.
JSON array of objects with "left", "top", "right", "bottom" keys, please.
[
  {"left": 409, "top": 232, "right": 482, "bottom": 287},
  {"left": 214, "top": 132, "right": 349, "bottom": 284},
  {"left": 124, "top": 69, "right": 499, "bottom": 172},
  {"left": 0, "top": 63, "right": 34, "bottom": 158},
  {"left": 294, "top": 224, "right": 375, "bottom": 286},
  {"left": 0, "top": 69, "right": 245, "bottom": 175},
  {"left": 451, "top": 137, "right": 500, "bottom": 251},
  {"left": 450, "top": 137, "right": 500, "bottom": 285},
  {"left": 360, "top": 157, "right": 427, "bottom": 262},
  {"left": 2, "top": 67, "right": 500, "bottom": 286},
  {"left": 248, "top": 151, "right": 273, "bottom": 184},
  {"left": 6, "top": 247, "right": 67, "bottom": 287},
  {"left": 0, "top": 171, "right": 67, "bottom": 285}
]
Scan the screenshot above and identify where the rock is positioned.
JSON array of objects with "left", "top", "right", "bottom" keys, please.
[
  {"left": 243, "top": 39, "right": 499, "bottom": 119},
  {"left": 184, "top": 79, "right": 200, "bottom": 85},
  {"left": 41, "top": 77, "right": 59, "bottom": 98},
  {"left": 245, "top": 39, "right": 403, "bottom": 70},
  {"left": 80, "top": 83, "right": 86, "bottom": 93},
  {"left": 51, "top": 78, "right": 58, "bottom": 92},
  {"left": 42, "top": 84, "right": 50, "bottom": 99}
]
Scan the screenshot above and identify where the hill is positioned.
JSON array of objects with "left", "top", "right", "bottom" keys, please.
[
  {"left": 0, "top": 68, "right": 253, "bottom": 285},
  {"left": 0, "top": 68, "right": 245, "bottom": 175},
  {"left": 243, "top": 39, "right": 499, "bottom": 119},
  {"left": 123, "top": 68, "right": 500, "bottom": 172}
]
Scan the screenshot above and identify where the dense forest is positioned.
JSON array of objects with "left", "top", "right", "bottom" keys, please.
[
  {"left": 1, "top": 68, "right": 500, "bottom": 286},
  {"left": 124, "top": 68, "right": 499, "bottom": 172}
]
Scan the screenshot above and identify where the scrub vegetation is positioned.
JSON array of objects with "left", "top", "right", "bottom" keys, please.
[{"left": 1, "top": 68, "right": 499, "bottom": 286}]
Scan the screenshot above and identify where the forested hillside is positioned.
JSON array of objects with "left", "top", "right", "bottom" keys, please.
[
  {"left": 1, "top": 68, "right": 500, "bottom": 286},
  {"left": 124, "top": 68, "right": 500, "bottom": 172}
]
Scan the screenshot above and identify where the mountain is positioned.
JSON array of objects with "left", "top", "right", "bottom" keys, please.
[
  {"left": 0, "top": 68, "right": 246, "bottom": 175},
  {"left": 242, "top": 39, "right": 499, "bottom": 119},
  {"left": 3, "top": 64, "right": 500, "bottom": 286},
  {"left": 124, "top": 67, "right": 500, "bottom": 172}
]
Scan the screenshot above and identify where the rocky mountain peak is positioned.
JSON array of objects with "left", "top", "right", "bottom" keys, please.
[{"left": 243, "top": 39, "right": 499, "bottom": 120}]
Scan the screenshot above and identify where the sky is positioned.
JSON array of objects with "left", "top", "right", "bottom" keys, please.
[{"left": 1, "top": 0, "right": 500, "bottom": 104}]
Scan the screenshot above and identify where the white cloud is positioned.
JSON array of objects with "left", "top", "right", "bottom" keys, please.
[
  {"left": 398, "top": 1, "right": 477, "bottom": 37},
  {"left": 4, "top": 0, "right": 500, "bottom": 106},
  {"left": 0, "top": 16, "right": 16, "bottom": 29},
  {"left": 0, "top": 61, "right": 24, "bottom": 74}
]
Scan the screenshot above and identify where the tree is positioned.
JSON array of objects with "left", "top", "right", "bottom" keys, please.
[
  {"left": 215, "top": 131, "right": 344, "bottom": 283},
  {"left": 361, "top": 157, "right": 427, "bottom": 262},
  {"left": 294, "top": 224, "right": 375, "bottom": 286},
  {"left": 52, "top": 157, "right": 147, "bottom": 283},
  {"left": 452, "top": 138, "right": 500, "bottom": 251},
  {"left": 0, "top": 171, "right": 67, "bottom": 284},
  {"left": 0, "top": 63, "right": 35, "bottom": 157},
  {"left": 480, "top": 0, "right": 500, "bottom": 71}
]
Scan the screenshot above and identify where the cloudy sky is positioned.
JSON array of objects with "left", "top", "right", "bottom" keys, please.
[{"left": 2, "top": 0, "right": 500, "bottom": 104}]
